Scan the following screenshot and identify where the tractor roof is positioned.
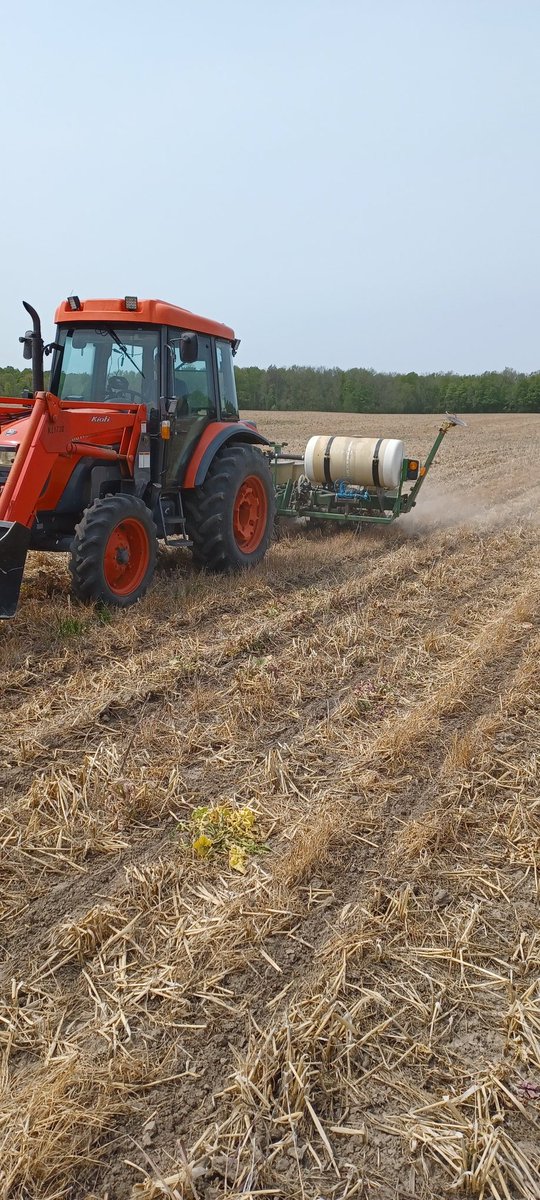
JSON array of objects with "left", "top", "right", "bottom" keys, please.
[{"left": 54, "top": 298, "right": 235, "bottom": 341}]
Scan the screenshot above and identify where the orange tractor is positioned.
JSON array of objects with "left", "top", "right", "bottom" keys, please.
[{"left": 0, "top": 297, "right": 275, "bottom": 616}]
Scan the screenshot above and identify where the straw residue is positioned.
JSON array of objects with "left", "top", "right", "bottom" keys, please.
[{"left": 0, "top": 412, "right": 538, "bottom": 1199}]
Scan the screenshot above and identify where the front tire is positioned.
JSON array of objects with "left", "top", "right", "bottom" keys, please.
[
  {"left": 183, "top": 444, "right": 275, "bottom": 571},
  {"left": 69, "top": 494, "right": 158, "bottom": 607}
]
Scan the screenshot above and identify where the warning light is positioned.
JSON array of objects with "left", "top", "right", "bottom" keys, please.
[
  {"left": 124, "top": 296, "right": 138, "bottom": 311},
  {"left": 67, "top": 295, "right": 81, "bottom": 311}
]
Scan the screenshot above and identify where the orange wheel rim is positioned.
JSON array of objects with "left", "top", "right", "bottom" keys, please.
[
  {"left": 233, "top": 475, "right": 268, "bottom": 553},
  {"left": 103, "top": 518, "right": 150, "bottom": 596}
]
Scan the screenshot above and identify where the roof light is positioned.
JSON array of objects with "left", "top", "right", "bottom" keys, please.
[
  {"left": 67, "top": 295, "right": 81, "bottom": 311},
  {"left": 124, "top": 295, "right": 138, "bottom": 311}
]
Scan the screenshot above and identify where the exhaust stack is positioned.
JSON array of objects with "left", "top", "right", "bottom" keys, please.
[{"left": 19, "top": 301, "right": 44, "bottom": 393}]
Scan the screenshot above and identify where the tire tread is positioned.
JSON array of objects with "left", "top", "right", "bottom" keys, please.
[
  {"left": 182, "top": 445, "right": 275, "bottom": 571},
  {"left": 69, "top": 494, "right": 157, "bottom": 606}
]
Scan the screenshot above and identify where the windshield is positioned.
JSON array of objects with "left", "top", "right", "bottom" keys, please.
[{"left": 53, "top": 326, "right": 160, "bottom": 408}]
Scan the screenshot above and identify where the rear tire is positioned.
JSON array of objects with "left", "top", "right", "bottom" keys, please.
[
  {"left": 69, "top": 494, "right": 158, "bottom": 607},
  {"left": 183, "top": 444, "right": 275, "bottom": 571}
]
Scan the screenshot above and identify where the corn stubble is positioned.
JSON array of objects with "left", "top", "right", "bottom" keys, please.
[{"left": 0, "top": 412, "right": 539, "bottom": 1200}]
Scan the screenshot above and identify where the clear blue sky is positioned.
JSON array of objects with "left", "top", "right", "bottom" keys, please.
[{"left": 1, "top": 0, "right": 539, "bottom": 373}]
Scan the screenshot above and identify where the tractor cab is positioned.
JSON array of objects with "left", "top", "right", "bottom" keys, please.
[{"left": 49, "top": 296, "right": 242, "bottom": 490}]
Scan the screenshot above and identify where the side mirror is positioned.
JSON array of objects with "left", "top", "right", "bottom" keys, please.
[
  {"left": 180, "top": 332, "right": 198, "bottom": 364},
  {"left": 19, "top": 331, "right": 33, "bottom": 360}
]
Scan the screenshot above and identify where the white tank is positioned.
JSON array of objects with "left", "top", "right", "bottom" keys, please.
[{"left": 304, "top": 435, "right": 404, "bottom": 490}]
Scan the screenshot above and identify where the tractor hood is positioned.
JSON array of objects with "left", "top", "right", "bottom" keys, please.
[
  {"left": 0, "top": 411, "right": 27, "bottom": 447},
  {"left": 0, "top": 413, "right": 27, "bottom": 472}
]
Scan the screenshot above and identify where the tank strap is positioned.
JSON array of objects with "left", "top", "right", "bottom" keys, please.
[
  {"left": 323, "top": 436, "right": 335, "bottom": 486},
  {"left": 372, "top": 438, "right": 383, "bottom": 487}
]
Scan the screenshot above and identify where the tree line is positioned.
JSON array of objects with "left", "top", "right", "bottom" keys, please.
[
  {"left": 1, "top": 363, "right": 539, "bottom": 412},
  {"left": 0, "top": 366, "right": 34, "bottom": 397},
  {"left": 234, "top": 365, "right": 540, "bottom": 413}
]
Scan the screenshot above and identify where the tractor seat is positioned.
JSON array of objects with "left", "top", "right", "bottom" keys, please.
[{"left": 105, "top": 375, "right": 130, "bottom": 400}]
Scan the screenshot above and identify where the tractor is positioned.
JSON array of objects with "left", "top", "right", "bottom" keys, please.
[{"left": 0, "top": 297, "right": 275, "bottom": 616}]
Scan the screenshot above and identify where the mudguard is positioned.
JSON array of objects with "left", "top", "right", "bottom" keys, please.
[
  {"left": 183, "top": 422, "right": 270, "bottom": 489},
  {"left": 0, "top": 522, "right": 32, "bottom": 618}
]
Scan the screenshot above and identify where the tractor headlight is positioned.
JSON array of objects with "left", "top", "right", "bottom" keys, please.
[{"left": 0, "top": 447, "right": 17, "bottom": 468}]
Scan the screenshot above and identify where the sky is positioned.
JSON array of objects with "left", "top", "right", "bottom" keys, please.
[{"left": 1, "top": 0, "right": 539, "bottom": 373}]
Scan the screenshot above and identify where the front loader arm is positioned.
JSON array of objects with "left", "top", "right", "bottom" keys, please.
[
  {"left": 0, "top": 394, "right": 53, "bottom": 527},
  {"left": 0, "top": 392, "right": 145, "bottom": 617},
  {"left": 0, "top": 394, "right": 53, "bottom": 617}
]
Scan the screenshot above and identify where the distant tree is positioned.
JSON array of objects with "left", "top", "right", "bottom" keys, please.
[{"left": 0, "top": 366, "right": 33, "bottom": 396}]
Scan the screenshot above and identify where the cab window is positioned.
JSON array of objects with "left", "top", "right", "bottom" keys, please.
[
  {"left": 56, "top": 327, "right": 159, "bottom": 409},
  {"left": 216, "top": 340, "right": 239, "bottom": 419},
  {"left": 168, "top": 331, "right": 216, "bottom": 415}
]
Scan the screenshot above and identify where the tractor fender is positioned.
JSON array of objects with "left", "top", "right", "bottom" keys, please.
[{"left": 182, "top": 421, "right": 270, "bottom": 489}]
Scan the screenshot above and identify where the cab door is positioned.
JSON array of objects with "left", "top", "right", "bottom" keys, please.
[{"left": 162, "top": 330, "right": 217, "bottom": 488}]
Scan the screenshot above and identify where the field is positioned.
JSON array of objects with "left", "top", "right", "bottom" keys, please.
[{"left": 0, "top": 411, "right": 539, "bottom": 1200}]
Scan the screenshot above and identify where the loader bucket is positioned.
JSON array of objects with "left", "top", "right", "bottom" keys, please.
[{"left": 0, "top": 522, "right": 31, "bottom": 618}]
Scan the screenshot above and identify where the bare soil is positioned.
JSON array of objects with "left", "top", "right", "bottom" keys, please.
[{"left": 0, "top": 412, "right": 539, "bottom": 1200}]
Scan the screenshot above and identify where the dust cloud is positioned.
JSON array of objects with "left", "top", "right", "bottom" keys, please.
[{"left": 403, "top": 482, "right": 540, "bottom": 534}]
